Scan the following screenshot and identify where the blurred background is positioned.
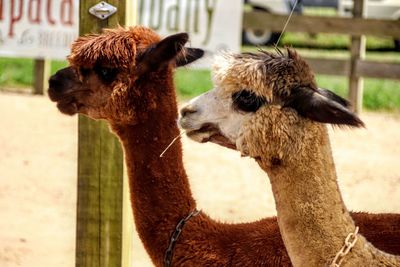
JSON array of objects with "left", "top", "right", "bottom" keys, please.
[{"left": 1, "top": 0, "right": 400, "bottom": 109}]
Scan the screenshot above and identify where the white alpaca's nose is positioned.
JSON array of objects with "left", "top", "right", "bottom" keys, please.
[{"left": 180, "top": 104, "right": 198, "bottom": 117}]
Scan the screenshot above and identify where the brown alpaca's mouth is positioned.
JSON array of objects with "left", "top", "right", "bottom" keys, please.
[
  {"left": 186, "top": 123, "right": 236, "bottom": 150},
  {"left": 56, "top": 99, "right": 86, "bottom": 116},
  {"left": 48, "top": 88, "right": 79, "bottom": 115}
]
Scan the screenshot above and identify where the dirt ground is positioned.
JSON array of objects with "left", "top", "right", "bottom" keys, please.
[{"left": 0, "top": 92, "right": 399, "bottom": 267}]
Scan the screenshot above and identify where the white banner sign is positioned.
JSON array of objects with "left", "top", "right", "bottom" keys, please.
[
  {"left": 138, "top": 0, "right": 243, "bottom": 67},
  {"left": 0, "top": 0, "right": 79, "bottom": 59},
  {"left": 0, "top": 0, "right": 242, "bottom": 63}
]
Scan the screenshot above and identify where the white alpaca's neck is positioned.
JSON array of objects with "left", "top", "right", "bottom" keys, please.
[{"left": 263, "top": 124, "right": 399, "bottom": 266}]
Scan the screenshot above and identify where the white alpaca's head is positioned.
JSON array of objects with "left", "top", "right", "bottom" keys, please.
[{"left": 179, "top": 48, "right": 364, "bottom": 160}]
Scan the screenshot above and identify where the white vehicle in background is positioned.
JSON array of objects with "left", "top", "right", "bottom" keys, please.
[
  {"left": 243, "top": 0, "right": 297, "bottom": 45},
  {"left": 338, "top": 0, "right": 400, "bottom": 49},
  {"left": 242, "top": 0, "right": 336, "bottom": 45},
  {"left": 338, "top": 0, "right": 400, "bottom": 20}
]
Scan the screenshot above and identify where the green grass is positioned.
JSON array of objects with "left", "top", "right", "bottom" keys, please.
[
  {"left": 0, "top": 58, "right": 68, "bottom": 89},
  {"left": 0, "top": 58, "right": 33, "bottom": 87},
  {"left": 315, "top": 75, "right": 400, "bottom": 110},
  {"left": 174, "top": 69, "right": 213, "bottom": 98}
]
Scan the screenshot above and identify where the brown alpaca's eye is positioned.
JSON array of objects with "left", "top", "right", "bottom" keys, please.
[
  {"left": 232, "top": 90, "right": 267, "bottom": 112},
  {"left": 94, "top": 66, "right": 118, "bottom": 83}
]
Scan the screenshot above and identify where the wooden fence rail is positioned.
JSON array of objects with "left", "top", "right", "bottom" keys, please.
[
  {"left": 303, "top": 58, "right": 400, "bottom": 80},
  {"left": 243, "top": 12, "right": 400, "bottom": 37}
]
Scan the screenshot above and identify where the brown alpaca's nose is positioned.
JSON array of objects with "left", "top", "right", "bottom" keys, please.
[
  {"left": 48, "top": 67, "right": 79, "bottom": 102},
  {"left": 49, "top": 75, "right": 62, "bottom": 91},
  {"left": 48, "top": 67, "right": 75, "bottom": 92},
  {"left": 180, "top": 105, "right": 197, "bottom": 117}
]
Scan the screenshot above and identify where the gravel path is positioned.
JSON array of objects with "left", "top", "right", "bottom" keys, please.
[{"left": 0, "top": 92, "right": 399, "bottom": 266}]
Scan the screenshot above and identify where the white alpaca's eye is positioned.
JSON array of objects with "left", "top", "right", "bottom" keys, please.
[{"left": 232, "top": 90, "right": 267, "bottom": 112}]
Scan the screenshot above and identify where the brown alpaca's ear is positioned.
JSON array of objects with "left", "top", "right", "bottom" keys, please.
[
  {"left": 284, "top": 87, "right": 365, "bottom": 127},
  {"left": 175, "top": 48, "right": 204, "bottom": 67},
  {"left": 136, "top": 32, "right": 190, "bottom": 76}
]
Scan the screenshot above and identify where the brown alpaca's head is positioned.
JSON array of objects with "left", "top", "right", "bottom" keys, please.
[
  {"left": 179, "top": 48, "right": 364, "bottom": 162},
  {"left": 48, "top": 26, "right": 203, "bottom": 124}
]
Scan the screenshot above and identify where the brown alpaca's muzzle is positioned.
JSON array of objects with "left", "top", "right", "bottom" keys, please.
[{"left": 48, "top": 67, "right": 85, "bottom": 115}]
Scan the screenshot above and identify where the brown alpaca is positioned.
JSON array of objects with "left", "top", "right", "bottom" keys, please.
[
  {"left": 179, "top": 49, "right": 400, "bottom": 266},
  {"left": 48, "top": 27, "right": 400, "bottom": 266}
]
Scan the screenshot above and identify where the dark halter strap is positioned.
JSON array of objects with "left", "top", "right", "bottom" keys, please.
[{"left": 163, "top": 209, "right": 201, "bottom": 267}]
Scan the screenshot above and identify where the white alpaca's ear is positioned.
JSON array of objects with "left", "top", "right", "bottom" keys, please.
[
  {"left": 284, "top": 87, "right": 365, "bottom": 128},
  {"left": 135, "top": 32, "right": 190, "bottom": 76}
]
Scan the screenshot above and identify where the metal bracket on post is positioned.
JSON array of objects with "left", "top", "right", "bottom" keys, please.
[{"left": 89, "top": 1, "right": 117, "bottom": 20}]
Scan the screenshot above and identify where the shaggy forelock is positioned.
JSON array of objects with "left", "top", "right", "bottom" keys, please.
[
  {"left": 68, "top": 26, "right": 161, "bottom": 70},
  {"left": 212, "top": 48, "right": 317, "bottom": 103}
]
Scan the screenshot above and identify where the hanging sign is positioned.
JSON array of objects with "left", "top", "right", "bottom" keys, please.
[{"left": 0, "top": 0, "right": 79, "bottom": 59}]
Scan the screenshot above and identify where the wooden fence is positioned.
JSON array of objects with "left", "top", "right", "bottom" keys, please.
[{"left": 243, "top": 0, "right": 400, "bottom": 112}]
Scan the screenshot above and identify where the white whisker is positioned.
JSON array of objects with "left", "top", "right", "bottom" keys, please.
[
  {"left": 159, "top": 130, "right": 187, "bottom": 158},
  {"left": 274, "top": 0, "right": 299, "bottom": 49}
]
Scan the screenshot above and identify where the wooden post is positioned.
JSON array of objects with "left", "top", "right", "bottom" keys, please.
[
  {"left": 348, "top": 0, "right": 366, "bottom": 114},
  {"left": 33, "top": 59, "right": 50, "bottom": 95},
  {"left": 76, "top": 1, "right": 134, "bottom": 267}
]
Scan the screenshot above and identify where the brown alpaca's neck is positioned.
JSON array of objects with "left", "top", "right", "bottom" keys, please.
[
  {"left": 110, "top": 75, "right": 196, "bottom": 261},
  {"left": 264, "top": 124, "right": 362, "bottom": 266}
]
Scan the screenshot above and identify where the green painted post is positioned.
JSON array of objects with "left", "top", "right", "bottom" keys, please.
[{"left": 76, "top": 1, "right": 132, "bottom": 267}]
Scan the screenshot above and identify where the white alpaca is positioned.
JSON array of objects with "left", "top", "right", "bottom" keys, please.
[{"left": 179, "top": 48, "right": 400, "bottom": 266}]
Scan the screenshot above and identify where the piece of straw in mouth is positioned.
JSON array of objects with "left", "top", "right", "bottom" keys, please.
[{"left": 159, "top": 130, "right": 186, "bottom": 157}]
